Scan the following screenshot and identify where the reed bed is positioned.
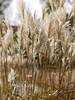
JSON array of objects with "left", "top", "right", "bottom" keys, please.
[{"left": 0, "top": 0, "right": 75, "bottom": 100}]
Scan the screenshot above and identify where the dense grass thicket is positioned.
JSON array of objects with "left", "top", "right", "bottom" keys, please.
[{"left": 0, "top": 0, "right": 75, "bottom": 99}]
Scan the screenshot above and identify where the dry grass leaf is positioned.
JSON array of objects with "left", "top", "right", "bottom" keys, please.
[
  {"left": 72, "top": 1, "right": 75, "bottom": 16},
  {"left": 1, "top": 28, "right": 13, "bottom": 50}
]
